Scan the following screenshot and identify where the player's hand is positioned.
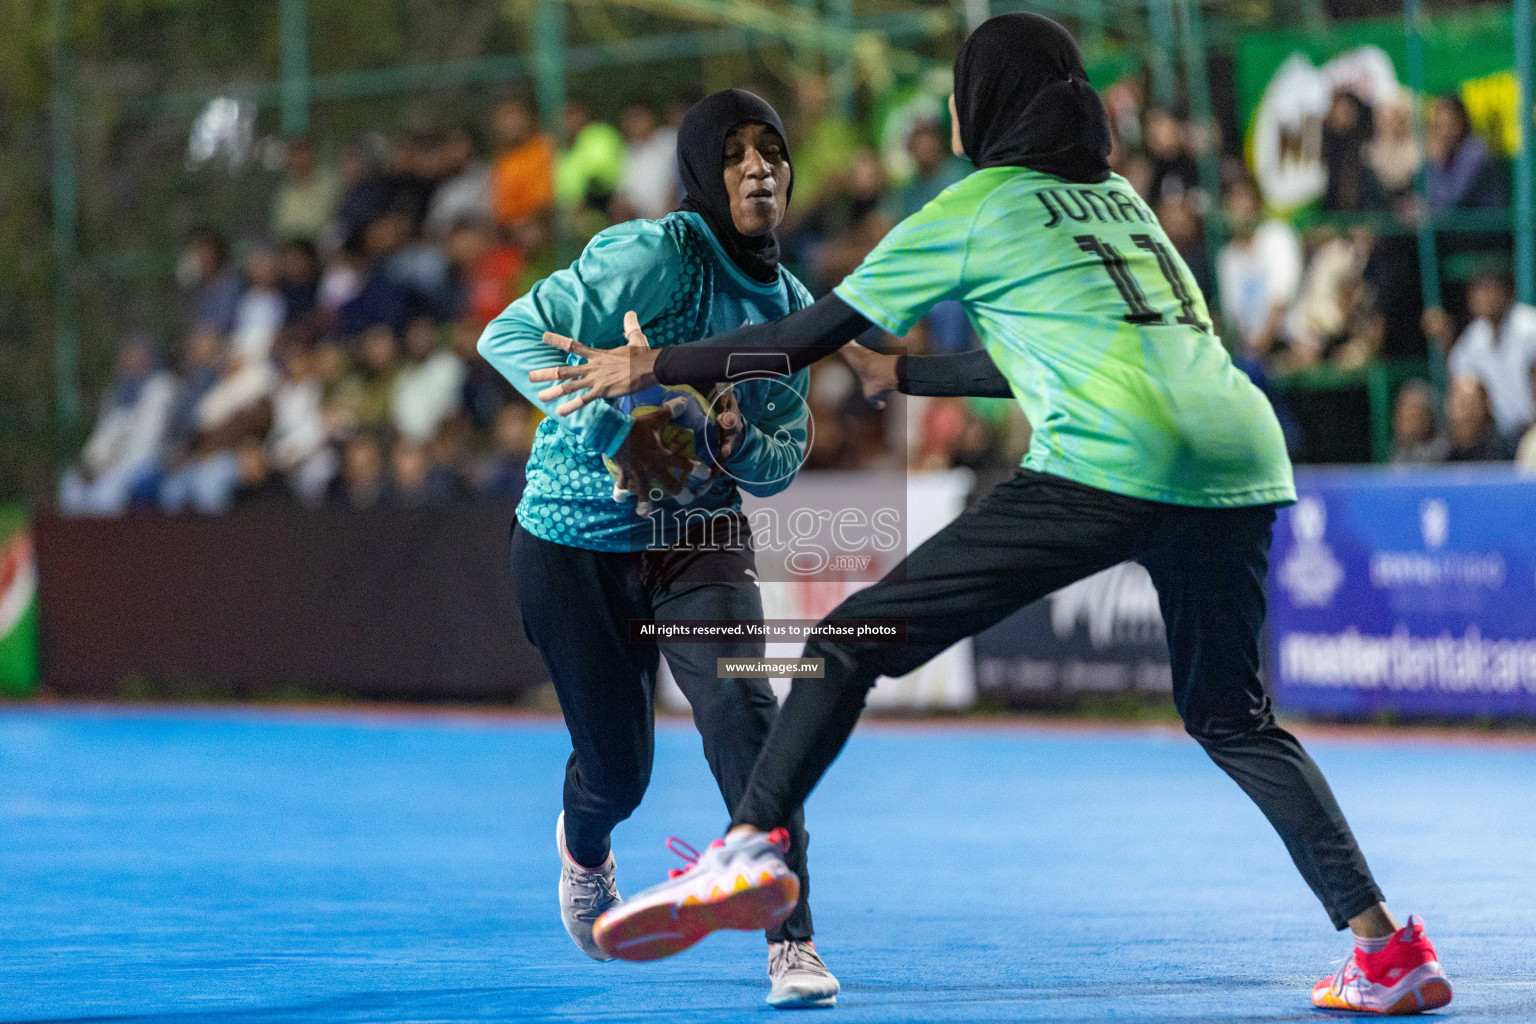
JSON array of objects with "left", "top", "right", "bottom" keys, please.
[
  {"left": 531, "top": 311, "right": 659, "bottom": 415},
  {"left": 839, "top": 341, "right": 899, "bottom": 410},
  {"left": 611, "top": 406, "right": 694, "bottom": 500},
  {"left": 713, "top": 387, "right": 745, "bottom": 464}
]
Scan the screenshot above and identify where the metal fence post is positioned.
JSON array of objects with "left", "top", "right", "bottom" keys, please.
[
  {"left": 829, "top": 0, "right": 855, "bottom": 120},
  {"left": 535, "top": 0, "right": 567, "bottom": 141},
  {"left": 279, "top": 0, "right": 310, "bottom": 136},
  {"left": 1149, "top": 0, "right": 1178, "bottom": 109},
  {"left": 1177, "top": 0, "right": 1222, "bottom": 309},
  {"left": 1403, "top": 0, "right": 1443, "bottom": 372},
  {"left": 50, "top": 0, "right": 80, "bottom": 431},
  {"left": 1515, "top": 0, "right": 1534, "bottom": 304}
]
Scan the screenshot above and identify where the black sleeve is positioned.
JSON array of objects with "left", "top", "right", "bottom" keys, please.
[
  {"left": 653, "top": 292, "right": 873, "bottom": 386},
  {"left": 896, "top": 348, "right": 1014, "bottom": 399}
]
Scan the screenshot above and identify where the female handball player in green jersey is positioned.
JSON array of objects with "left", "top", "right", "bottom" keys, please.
[
  {"left": 531, "top": 13, "right": 1451, "bottom": 1015},
  {"left": 477, "top": 89, "right": 841, "bottom": 1008}
]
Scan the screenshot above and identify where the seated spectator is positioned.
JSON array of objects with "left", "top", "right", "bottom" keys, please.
[
  {"left": 390, "top": 438, "right": 456, "bottom": 508},
  {"left": 230, "top": 246, "right": 286, "bottom": 364},
  {"left": 1424, "top": 266, "right": 1536, "bottom": 439},
  {"left": 1445, "top": 374, "right": 1513, "bottom": 462},
  {"left": 161, "top": 329, "right": 226, "bottom": 469},
  {"left": 1426, "top": 94, "right": 1507, "bottom": 212},
  {"left": 379, "top": 132, "right": 437, "bottom": 231},
  {"left": 446, "top": 218, "right": 524, "bottom": 329},
  {"left": 314, "top": 340, "right": 357, "bottom": 439},
  {"left": 1144, "top": 108, "right": 1200, "bottom": 205},
  {"left": 556, "top": 98, "right": 625, "bottom": 238},
  {"left": 490, "top": 98, "right": 556, "bottom": 231},
  {"left": 478, "top": 402, "right": 533, "bottom": 502},
  {"left": 159, "top": 338, "right": 276, "bottom": 514},
  {"left": 267, "top": 345, "right": 337, "bottom": 506},
  {"left": 391, "top": 318, "right": 466, "bottom": 443},
  {"left": 805, "top": 147, "right": 892, "bottom": 292},
  {"left": 1321, "top": 90, "right": 1382, "bottom": 213},
  {"left": 337, "top": 214, "right": 418, "bottom": 336},
  {"left": 179, "top": 227, "right": 243, "bottom": 336},
  {"left": 317, "top": 242, "right": 364, "bottom": 316},
  {"left": 1119, "top": 149, "right": 1155, "bottom": 201},
  {"left": 788, "top": 74, "right": 859, "bottom": 216},
  {"left": 1154, "top": 193, "right": 1212, "bottom": 300},
  {"left": 452, "top": 317, "right": 513, "bottom": 432},
  {"left": 332, "top": 141, "right": 394, "bottom": 250},
  {"left": 1366, "top": 92, "right": 1422, "bottom": 206},
  {"left": 1217, "top": 177, "right": 1303, "bottom": 363},
  {"left": 230, "top": 437, "right": 288, "bottom": 507},
  {"left": 1284, "top": 228, "right": 1371, "bottom": 368},
  {"left": 58, "top": 335, "right": 176, "bottom": 516},
  {"left": 885, "top": 119, "right": 969, "bottom": 221},
  {"left": 1390, "top": 380, "right": 1450, "bottom": 464},
  {"left": 424, "top": 125, "right": 491, "bottom": 241},
  {"left": 271, "top": 137, "right": 341, "bottom": 243},
  {"left": 618, "top": 104, "right": 680, "bottom": 221},
  {"left": 329, "top": 429, "right": 390, "bottom": 509},
  {"left": 385, "top": 216, "right": 451, "bottom": 316},
  {"left": 277, "top": 238, "right": 321, "bottom": 323},
  {"left": 333, "top": 325, "right": 400, "bottom": 431}
]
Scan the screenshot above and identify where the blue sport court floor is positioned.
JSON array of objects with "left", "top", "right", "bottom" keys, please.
[{"left": 2, "top": 706, "right": 1533, "bottom": 1023}]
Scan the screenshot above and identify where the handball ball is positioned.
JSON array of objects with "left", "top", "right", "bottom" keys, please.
[{"left": 603, "top": 383, "right": 725, "bottom": 512}]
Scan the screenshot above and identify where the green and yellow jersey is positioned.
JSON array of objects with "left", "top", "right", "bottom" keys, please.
[{"left": 834, "top": 166, "right": 1295, "bottom": 508}]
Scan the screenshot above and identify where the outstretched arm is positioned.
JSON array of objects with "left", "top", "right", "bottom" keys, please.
[
  {"left": 840, "top": 343, "right": 1013, "bottom": 408},
  {"left": 531, "top": 293, "right": 872, "bottom": 413}
]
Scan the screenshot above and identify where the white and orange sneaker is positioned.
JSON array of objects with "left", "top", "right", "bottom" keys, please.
[
  {"left": 1312, "top": 916, "right": 1452, "bottom": 1015},
  {"left": 592, "top": 828, "right": 800, "bottom": 962}
]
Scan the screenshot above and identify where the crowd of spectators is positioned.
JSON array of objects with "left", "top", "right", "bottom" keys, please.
[
  {"left": 1206, "top": 84, "right": 1536, "bottom": 468},
  {"left": 59, "top": 74, "right": 1536, "bottom": 518},
  {"left": 59, "top": 82, "right": 1037, "bottom": 518}
]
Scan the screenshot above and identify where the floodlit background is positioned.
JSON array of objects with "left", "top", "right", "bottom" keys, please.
[{"left": 2, "top": 4, "right": 1536, "bottom": 1023}]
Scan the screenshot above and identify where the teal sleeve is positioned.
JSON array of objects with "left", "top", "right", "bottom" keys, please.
[
  {"left": 832, "top": 189, "right": 976, "bottom": 336},
  {"left": 723, "top": 368, "right": 810, "bottom": 498},
  {"left": 477, "top": 221, "right": 681, "bottom": 458}
]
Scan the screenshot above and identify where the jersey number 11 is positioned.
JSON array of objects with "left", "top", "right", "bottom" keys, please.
[{"left": 1074, "top": 233, "right": 1209, "bottom": 332}]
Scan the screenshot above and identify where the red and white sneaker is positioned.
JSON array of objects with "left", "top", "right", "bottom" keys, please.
[
  {"left": 591, "top": 829, "right": 800, "bottom": 962},
  {"left": 1312, "top": 916, "right": 1452, "bottom": 1015}
]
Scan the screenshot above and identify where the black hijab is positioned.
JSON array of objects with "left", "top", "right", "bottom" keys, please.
[
  {"left": 677, "top": 89, "right": 792, "bottom": 284},
  {"left": 953, "top": 13, "right": 1112, "bottom": 184}
]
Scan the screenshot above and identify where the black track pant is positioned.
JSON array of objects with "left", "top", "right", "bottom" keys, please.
[
  {"left": 510, "top": 524, "right": 814, "bottom": 942},
  {"left": 731, "top": 468, "right": 1383, "bottom": 931}
]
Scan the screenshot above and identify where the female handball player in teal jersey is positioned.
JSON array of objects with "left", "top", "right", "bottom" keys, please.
[
  {"left": 476, "top": 89, "right": 840, "bottom": 1008},
  {"left": 530, "top": 14, "right": 1452, "bottom": 1015}
]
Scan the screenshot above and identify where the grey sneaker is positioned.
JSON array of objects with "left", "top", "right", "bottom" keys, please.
[
  {"left": 767, "top": 939, "right": 839, "bottom": 1009},
  {"left": 556, "top": 812, "right": 621, "bottom": 961}
]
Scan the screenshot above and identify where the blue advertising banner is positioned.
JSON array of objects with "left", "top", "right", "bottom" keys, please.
[{"left": 1269, "top": 467, "right": 1536, "bottom": 718}]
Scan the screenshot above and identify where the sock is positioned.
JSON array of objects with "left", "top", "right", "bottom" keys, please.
[
  {"left": 1354, "top": 931, "right": 1393, "bottom": 954},
  {"left": 565, "top": 830, "right": 611, "bottom": 871}
]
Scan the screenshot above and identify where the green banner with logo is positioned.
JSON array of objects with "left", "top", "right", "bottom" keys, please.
[
  {"left": 0, "top": 505, "right": 40, "bottom": 696},
  {"left": 1237, "top": 6, "right": 1525, "bottom": 211}
]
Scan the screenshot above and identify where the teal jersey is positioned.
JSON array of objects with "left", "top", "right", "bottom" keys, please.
[
  {"left": 835, "top": 167, "right": 1295, "bottom": 508},
  {"left": 479, "top": 212, "right": 814, "bottom": 552}
]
